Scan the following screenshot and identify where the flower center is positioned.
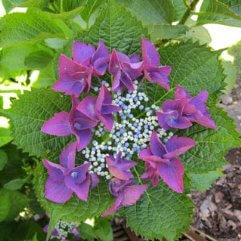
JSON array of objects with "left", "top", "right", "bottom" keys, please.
[
  {"left": 74, "top": 122, "right": 82, "bottom": 130},
  {"left": 71, "top": 171, "right": 78, "bottom": 178}
]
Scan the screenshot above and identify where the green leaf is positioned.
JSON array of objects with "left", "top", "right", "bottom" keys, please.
[
  {"left": 7, "top": 89, "right": 72, "bottom": 158},
  {"left": 222, "top": 60, "right": 237, "bottom": 93},
  {"left": 122, "top": 184, "right": 193, "bottom": 241},
  {"left": 34, "top": 162, "right": 113, "bottom": 223},
  {"left": 117, "top": 0, "right": 175, "bottom": 25},
  {"left": 2, "top": 0, "right": 48, "bottom": 13},
  {"left": 187, "top": 170, "right": 223, "bottom": 192},
  {"left": 79, "top": 223, "right": 96, "bottom": 240},
  {"left": 197, "top": 0, "right": 241, "bottom": 27},
  {"left": 0, "top": 127, "right": 13, "bottom": 147},
  {"left": 148, "top": 24, "right": 188, "bottom": 41},
  {"left": 0, "top": 149, "right": 8, "bottom": 171},
  {"left": 82, "top": 1, "right": 148, "bottom": 54},
  {"left": 44, "top": 38, "right": 68, "bottom": 49},
  {"left": 0, "top": 8, "right": 72, "bottom": 48},
  {"left": 0, "top": 188, "right": 28, "bottom": 222},
  {"left": 181, "top": 106, "right": 241, "bottom": 173},
  {"left": 25, "top": 50, "right": 53, "bottom": 69},
  {"left": 94, "top": 218, "right": 113, "bottom": 241},
  {"left": 4, "top": 178, "right": 26, "bottom": 190},
  {"left": 142, "top": 41, "right": 225, "bottom": 106},
  {"left": 218, "top": 0, "right": 241, "bottom": 15}
]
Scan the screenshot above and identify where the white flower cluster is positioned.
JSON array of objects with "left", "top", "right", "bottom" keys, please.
[
  {"left": 82, "top": 81, "right": 173, "bottom": 179},
  {"left": 52, "top": 220, "right": 78, "bottom": 241}
]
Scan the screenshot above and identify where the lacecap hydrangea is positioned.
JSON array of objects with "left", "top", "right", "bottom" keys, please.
[{"left": 41, "top": 38, "right": 215, "bottom": 216}]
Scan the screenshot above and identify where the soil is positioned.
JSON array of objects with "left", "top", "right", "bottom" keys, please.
[{"left": 191, "top": 66, "right": 241, "bottom": 240}]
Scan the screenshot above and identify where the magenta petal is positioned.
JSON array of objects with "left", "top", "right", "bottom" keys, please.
[
  {"left": 101, "top": 104, "right": 121, "bottom": 114},
  {"left": 101, "top": 195, "right": 123, "bottom": 217},
  {"left": 53, "top": 55, "right": 90, "bottom": 96},
  {"left": 164, "top": 136, "right": 196, "bottom": 159},
  {"left": 41, "top": 112, "right": 71, "bottom": 136},
  {"left": 45, "top": 177, "right": 72, "bottom": 203},
  {"left": 192, "top": 111, "right": 216, "bottom": 129},
  {"left": 72, "top": 176, "right": 90, "bottom": 201},
  {"left": 90, "top": 173, "right": 99, "bottom": 188},
  {"left": 150, "top": 131, "right": 166, "bottom": 157},
  {"left": 98, "top": 114, "right": 114, "bottom": 131},
  {"left": 75, "top": 129, "right": 93, "bottom": 151},
  {"left": 129, "top": 54, "right": 140, "bottom": 63},
  {"left": 138, "top": 148, "right": 153, "bottom": 160},
  {"left": 77, "top": 96, "right": 98, "bottom": 121},
  {"left": 122, "top": 184, "right": 148, "bottom": 206},
  {"left": 175, "top": 85, "right": 190, "bottom": 99},
  {"left": 157, "top": 157, "right": 184, "bottom": 193},
  {"left": 92, "top": 41, "right": 109, "bottom": 75},
  {"left": 59, "top": 142, "right": 77, "bottom": 169},
  {"left": 142, "top": 37, "right": 160, "bottom": 66},
  {"left": 109, "top": 50, "right": 120, "bottom": 75},
  {"left": 72, "top": 41, "right": 95, "bottom": 65},
  {"left": 145, "top": 66, "right": 171, "bottom": 90},
  {"left": 42, "top": 160, "right": 65, "bottom": 182},
  {"left": 167, "top": 115, "right": 193, "bottom": 129}
]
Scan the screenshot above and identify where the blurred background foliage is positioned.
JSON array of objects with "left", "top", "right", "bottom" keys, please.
[{"left": 0, "top": 0, "right": 241, "bottom": 240}]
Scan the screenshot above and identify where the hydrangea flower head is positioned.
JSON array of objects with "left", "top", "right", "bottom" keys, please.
[
  {"left": 141, "top": 37, "right": 171, "bottom": 90},
  {"left": 157, "top": 85, "right": 216, "bottom": 130},
  {"left": 109, "top": 50, "right": 143, "bottom": 92},
  {"left": 102, "top": 178, "right": 148, "bottom": 216},
  {"left": 139, "top": 131, "right": 196, "bottom": 193},
  {"left": 52, "top": 41, "right": 109, "bottom": 97},
  {"left": 42, "top": 142, "right": 98, "bottom": 203}
]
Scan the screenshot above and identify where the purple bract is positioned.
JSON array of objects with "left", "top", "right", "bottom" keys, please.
[
  {"left": 102, "top": 178, "right": 148, "bottom": 216},
  {"left": 157, "top": 85, "right": 216, "bottom": 130},
  {"left": 141, "top": 38, "right": 171, "bottom": 90},
  {"left": 139, "top": 131, "right": 196, "bottom": 193},
  {"left": 42, "top": 142, "right": 99, "bottom": 203},
  {"left": 109, "top": 50, "right": 143, "bottom": 92},
  {"left": 52, "top": 41, "right": 109, "bottom": 97}
]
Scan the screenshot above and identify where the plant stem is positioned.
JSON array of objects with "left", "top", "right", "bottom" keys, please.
[{"left": 179, "top": 0, "right": 200, "bottom": 25}]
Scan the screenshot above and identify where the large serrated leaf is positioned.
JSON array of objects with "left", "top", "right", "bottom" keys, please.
[
  {"left": 34, "top": 162, "right": 112, "bottom": 223},
  {"left": 141, "top": 41, "right": 225, "bottom": 106},
  {"left": 219, "top": 0, "right": 241, "bottom": 15},
  {"left": 81, "top": 0, "right": 148, "bottom": 54},
  {"left": 0, "top": 8, "right": 72, "bottom": 48},
  {"left": 7, "top": 89, "right": 72, "bottom": 158},
  {"left": 197, "top": 0, "right": 241, "bottom": 27},
  {"left": 181, "top": 106, "right": 241, "bottom": 173},
  {"left": 121, "top": 183, "right": 193, "bottom": 241}
]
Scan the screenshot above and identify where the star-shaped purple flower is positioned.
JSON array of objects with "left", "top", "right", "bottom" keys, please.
[
  {"left": 141, "top": 38, "right": 171, "bottom": 90},
  {"left": 157, "top": 85, "right": 216, "bottom": 130},
  {"left": 52, "top": 41, "right": 109, "bottom": 97},
  {"left": 102, "top": 178, "right": 148, "bottom": 216},
  {"left": 109, "top": 50, "right": 143, "bottom": 92},
  {"left": 42, "top": 142, "right": 99, "bottom": 203},
  {"left": 77, "top": 85, "right": 121, "bottom": 131},
  {"left": 139, "top": 131, "right": 196, "bottom": 193},
  {"left": 41, "top": 96, "right": 97, "bottom": 151},
  {"left": 106, "top": 152, "right": 136, "bottom": 180}
]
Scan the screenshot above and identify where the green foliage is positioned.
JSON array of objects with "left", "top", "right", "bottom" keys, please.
[
  {"left": 122, "top": 184, "right": 193, "bottom": 241},
  {"left": 79, "top": 218, "right": 113, "bottom": 241},
  {"left": 0, "top": 149, "right": 8, "bottom": 171},
  {"left": 82, "top": 1, "right": 148, "bottom": 54},
  {"left": 180, "top": 106, "right": 241, "bottom": 173},
  {"left": 3, "top": 178, "right": 26, "bottom": 190},
  {"left": 34, "top": 162, "right": 113, "bottom": 223},
  {"left": 0, "top": 8, "right": 72, "bottom": 48},
  {"left": 197, "top": 0, "right": 241, "bottom": 27},
  {"left": 187, "top": 170, "right": 223, "bottom": 192},
  {"left": 222, "top": 60, "right": 237, "bottom": 93},
  {"left": 7, "top": 89, "right": 72, "bottom": 158},
  {"left": 0, "top": 188, "right": 28, "bottom": 222},
  {"left": 219, "top": 0, "right": 241, "bottom": 15}
]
